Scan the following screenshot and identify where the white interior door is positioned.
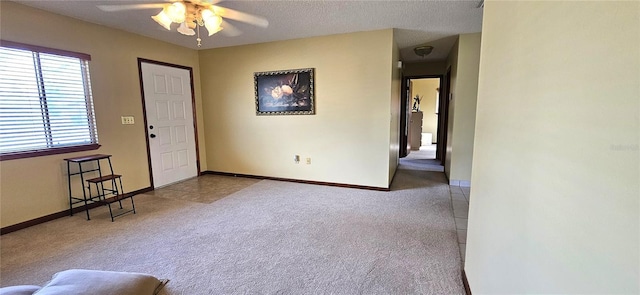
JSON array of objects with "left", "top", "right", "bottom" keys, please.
[{"left": 141, "top": 62, "right": 197, "bottom": 188}]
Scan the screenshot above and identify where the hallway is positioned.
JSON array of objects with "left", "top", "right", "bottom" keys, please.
[
  {"left": 398, "top": 144, "right": 469, "bottom": 262},
  {"left": 399, "top": 144, "right": 443, "bottom": 172}
]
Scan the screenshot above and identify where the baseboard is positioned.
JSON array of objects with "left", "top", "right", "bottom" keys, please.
[
  {"left": 203, "top": 171, "right": 390, "bottom": 191},
  {"left": 0, "top": 187, "right": 153, "bottom": 235},
  {"left": 462, "top": 269, "right": 472, "bottom": 295},
  {"left": 449, "top": 179, "right": 471, "bottom": 187}
]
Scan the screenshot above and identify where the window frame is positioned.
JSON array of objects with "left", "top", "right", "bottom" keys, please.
[{"left": 0, "top": 40, "right": 100, "bottom": 161}]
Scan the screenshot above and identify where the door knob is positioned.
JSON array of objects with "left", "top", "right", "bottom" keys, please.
[{"left": 150, "top": 134, "right": 156, "bottom": 138}]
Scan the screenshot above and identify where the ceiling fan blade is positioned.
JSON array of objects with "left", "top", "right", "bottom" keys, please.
[
  {"left": 198, "top": 0, "right": 224, "bottom": 5},
  {"left": 220, "top": 20, "right": 242, "bottom": 37},
  {"left": 97, "top": 4, "right": 166, "bottom": 12},
  {"left": 212, "top": 6, "right": 269, "bottom": 28}
]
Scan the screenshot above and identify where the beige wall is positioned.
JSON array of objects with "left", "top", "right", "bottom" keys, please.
[
  {"left": 410, "top": 78, "right": 439, "bottom": 143},
  {"left": 0, "top": 2, "right": 207, "bottom": 227},
  {"left": 467, "top": 1, "right": 639, "bottom": 293},
  {"left": 444, "top": 33, "right": 481, "bottom": 185},
  {"left": 199, "top": 29, "right": 396, "bottom": 188}
]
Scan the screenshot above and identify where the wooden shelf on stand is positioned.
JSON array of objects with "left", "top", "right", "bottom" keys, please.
[{"left": 64, "top": 154, "right": 136, "bottom": 222}]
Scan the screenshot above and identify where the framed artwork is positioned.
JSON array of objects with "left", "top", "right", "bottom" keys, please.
[{"left": 254, "top": 68, "right": 315, "bottom": 115}]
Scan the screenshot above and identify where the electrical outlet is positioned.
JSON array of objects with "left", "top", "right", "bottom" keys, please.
[
  {"left": 306, "top": 158, "right": 311, "bottom": 165},
  {"left": 294, "top": 155, "right": 300, "bottom": 164},
  {"left": 121, "top": 116, "right": 135, "bottom": 125}
]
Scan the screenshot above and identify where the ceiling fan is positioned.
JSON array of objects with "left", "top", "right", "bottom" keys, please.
[{"left": 97, "top": 0, "right": 269, "bottom": 47}]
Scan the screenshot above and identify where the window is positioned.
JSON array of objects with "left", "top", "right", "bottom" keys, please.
[{"left": 0, "top": 41, "right": 99, "bottom": 160}]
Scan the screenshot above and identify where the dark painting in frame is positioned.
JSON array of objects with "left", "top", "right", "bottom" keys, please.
[{"left": 254, "top": 68, "right": 315, "bottom": 115}]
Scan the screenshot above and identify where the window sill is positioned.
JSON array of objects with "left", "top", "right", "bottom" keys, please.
[{"left": 0, "top": 144, "right": 101, "bottom": 161}]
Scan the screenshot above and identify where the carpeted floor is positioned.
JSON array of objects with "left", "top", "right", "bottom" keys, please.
[
  {"left": 400, "top": 145, "right": 443, "bottom": 172},
  {"left": 0, "top": 168, "right": 463, "bottom": 294}
]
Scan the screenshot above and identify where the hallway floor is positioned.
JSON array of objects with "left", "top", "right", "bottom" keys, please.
[
  {"left": 399, "top": 144, "right": 443, "bottom": 172},
  {"left": 399, "top": 144, "right": 470, "bottom": 263}
]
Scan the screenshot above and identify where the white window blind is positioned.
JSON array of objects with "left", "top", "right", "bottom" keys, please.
[{"left": 0, "top": 43, "right": 98, "bottom": 156}]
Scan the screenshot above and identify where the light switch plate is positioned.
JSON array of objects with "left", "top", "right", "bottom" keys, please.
[{"left": 121, "top": 116, "right": 135, "bottom": 125}]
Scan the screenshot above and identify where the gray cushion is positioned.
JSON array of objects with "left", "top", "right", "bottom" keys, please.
[
  {"left": 0, "top": 285, "right": 41, "bottom": 295},
  {"left": 34, "top": 269, "right": 168, "bottom": 295}
]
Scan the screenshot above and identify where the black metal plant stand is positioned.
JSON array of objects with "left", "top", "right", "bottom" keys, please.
[{"left": 64, "top": 154, "right": 136, "bottom": 221}]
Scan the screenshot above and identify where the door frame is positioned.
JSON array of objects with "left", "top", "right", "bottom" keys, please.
[
  {"left": 400, "top": 74, "right": 444, "bottom": 158},
  {"left": 137, "top": 58, "right": 201, "bottom": 189},
  {"left": 399, "top": 76, "right": 410, "bottom": 157},
  {"left": 438, "top": 67, "right": 452, "bottom": 165}
]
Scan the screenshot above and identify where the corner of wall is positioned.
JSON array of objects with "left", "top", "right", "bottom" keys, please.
[
  {"left": 444, "top": 32, "right": 481, "bottom": 183},
  {"left": 388, "top": 30, "right": 401, "bottom": 186}
]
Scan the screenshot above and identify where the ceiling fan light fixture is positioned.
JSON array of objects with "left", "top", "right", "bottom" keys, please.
[
  {"left": 135, "top": 0, "right": 267, "bottom": 47},
  {"left": 200, "top": 8, "right": 214, "bottom": 20},
  {"left": 202, "top": 9, "right": 223, "bottom": 36},
  {"left": 205, "top": 23, "right": 223, "bottom": 36},
  {"left": 177, "top": 22, "right": 196, "bottom": 36},
  {"left": 166, "top": 2, "right": 186, "bottom": 23},
  {"left": 100, "top": 0, "right": 269, "bottom": 47},
  {"left": 151, "top": 10, "right": 172, "bottom": 30},
  {"left": 207, "top": 26, "right": 223, "bottom": 36}
]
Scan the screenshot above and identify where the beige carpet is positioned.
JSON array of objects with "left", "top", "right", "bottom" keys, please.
[
  {"left": 0, "top": 169, "right": 464, "bottom": 294},
  {"left": 400, "top": 145, "right": 444, "bottom": 172}
]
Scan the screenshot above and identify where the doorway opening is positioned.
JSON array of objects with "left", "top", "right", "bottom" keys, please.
[{"left": 399, "top": 76, "right": 443, "bottom": 172}]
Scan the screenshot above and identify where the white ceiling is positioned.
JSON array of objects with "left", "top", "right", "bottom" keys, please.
[{"left": 14, "top": 0, "right": 483, "bottom": 62}]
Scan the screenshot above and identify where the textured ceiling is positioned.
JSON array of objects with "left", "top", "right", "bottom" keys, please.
[{"left": 14, "top": 0, "right": 483, "bottom": 62}]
